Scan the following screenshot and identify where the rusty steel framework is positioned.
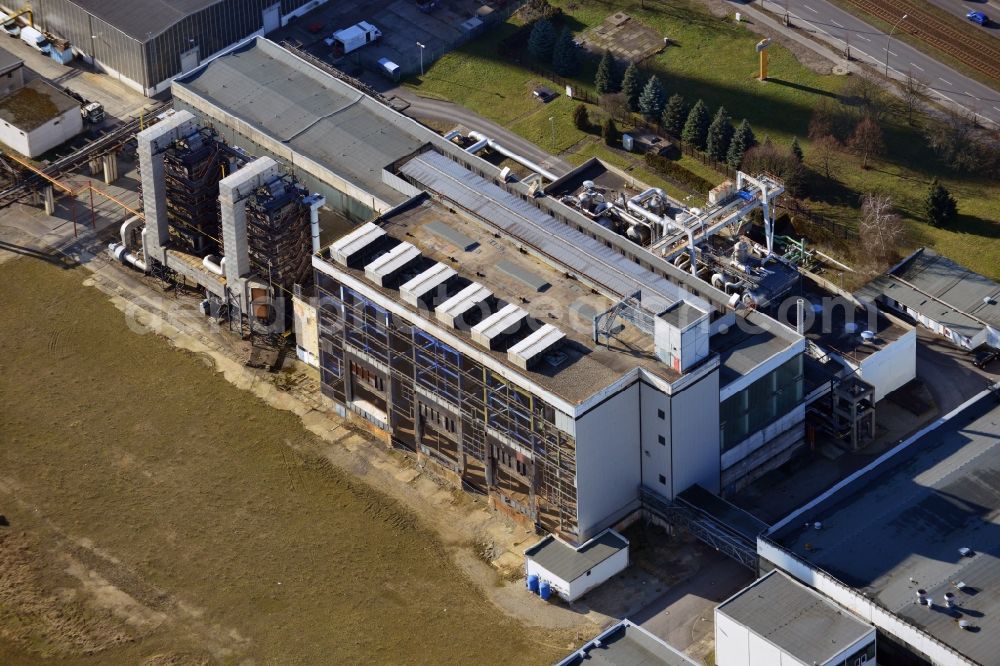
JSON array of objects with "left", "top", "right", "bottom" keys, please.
[
  {"left": 243, "top": 176, "right": 311, "bottom": 296},
  {"left": 163, "top": 127, "right": 224, "bottom": 255}
]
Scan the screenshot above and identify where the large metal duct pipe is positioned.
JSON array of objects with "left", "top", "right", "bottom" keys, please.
[
  {"left": 203, "top": 255, "right": 225, "bottom": 276},
  {"left": 108, "top": 242, "right": 147, "bottom": 272},
  {"left": 303, "top": 193, "right": 326, "bottom": 254},
  {"left": 467, "top": 131, "right": 559, "bottom": 182}
]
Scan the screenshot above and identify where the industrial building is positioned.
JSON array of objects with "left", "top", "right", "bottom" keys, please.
[
  {"left": 524, "top": 529, "right": 629, "bottom": 603},
  {"left": 2, "top": 0, "right": 329, "bottom": 95},
  {"left": 858, "top": 247, "right": 1000, "bottom": 352},
  {"left": 0, "top": 77, "right": 82, "bottom": 156},
  {"left": 715, "top": 570, "right": 875, "bottom": 666},
  {"left": 0, "top": 45, "right": 24, "bottom": 97},
  {"left": 760, "top": 392, "right": 1000, "bottom": 665},
  {"left": 135, "top": 38, "right": 913, "bottom": 555},
  {"left": 557, "top": 620, "right": 699, "bottom": 666}
]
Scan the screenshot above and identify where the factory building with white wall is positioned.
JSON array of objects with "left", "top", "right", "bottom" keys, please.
[
  {"left": 716, "top": 570, "right": 876, "bottom": 666},
  {"left": 0, "top": 78, "right": 82, "bottom": 157},
  {"left": 858, "top": 247, "right": 1000, "bottom": 352},
  {"left": 3, "top": 0, "right": 329, "bottom": 96},
  {"left": 157, "top": 38, "right": 914, "bottom": 553}
]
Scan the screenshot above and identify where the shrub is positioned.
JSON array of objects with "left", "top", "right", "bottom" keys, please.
[
  {"left": 602, "top": 118, "right": 620, "bottom": 147},
  {"left": 573, "top": 103, "right": 591, "bottom": 132}
]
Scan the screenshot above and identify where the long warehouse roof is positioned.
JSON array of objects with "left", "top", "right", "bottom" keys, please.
[{"left": 175, "top": 39, "right": 430, "bottom": 207}]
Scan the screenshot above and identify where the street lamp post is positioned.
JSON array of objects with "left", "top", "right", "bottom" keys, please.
[
  {"left": 885, "top": 14, "right": 907, "bottom": 77},
  {"left": 416, "top": 41, "right": 425, "bottom": 76}
]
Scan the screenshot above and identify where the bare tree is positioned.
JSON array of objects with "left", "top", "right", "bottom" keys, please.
[
  {"left": 848, "top": 115, "right": 885, "bottom": 169},
  {"left": 924, "top": 108, "right": 987, "bottom": 173},
  {"left": 842, "top": 72, "right": 890, "bottom": 123},
  {"left": 859, "top": 192, "right": 906, "bottom": 265},
  {"left": 899, "top": 70, "right": 928, "bottom": 125},
  {"left": 812, "top": 134, "right": 841, "bottom": 180}
]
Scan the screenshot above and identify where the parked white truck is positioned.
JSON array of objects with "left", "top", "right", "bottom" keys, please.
[
  {"left": 324, "top": 21, "right": 381, "bottom": 55},
  {"left": 19, "top": 26, "right": 50, "bottom": 54}
]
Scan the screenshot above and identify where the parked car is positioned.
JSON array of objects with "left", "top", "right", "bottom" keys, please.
[
  {"left": 532, "top": 86, "right": 557, "bottom": 103},
  {"left": 972, "top": 348, "right": 998, "bottom": 369},
  {"left": 966, "top": 11, "right": 988, "bottom": 26}
]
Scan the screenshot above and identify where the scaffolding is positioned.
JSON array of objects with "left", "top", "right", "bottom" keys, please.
[
  {"left": 163, "top": 127, "right": 224, "bottom": 255},
  {"left": 243, "top": 176, "right": 311, "bottom": 296}
]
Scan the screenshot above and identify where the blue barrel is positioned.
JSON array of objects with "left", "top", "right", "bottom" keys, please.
[
  {"left": 527, "top": 574, "right": 540, "bottom": 594},
  {"left": 539, "top": 580, "right": 552, "bottom": 601}
]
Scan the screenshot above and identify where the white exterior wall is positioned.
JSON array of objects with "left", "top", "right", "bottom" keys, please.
[
  {"left": 858, "top": 326, "right": 916, "bottom": 402},
  {"left": 524, "top": 559, "right": 571, "bottom": 599},
  {"left": 566, "top": 544, "right": 629, "bottom": 601},
  {"left": 640, "top": 381, "right": 672, "bottom": 494},
  {"left": 715, "top": 610, "right": 751, "bottom": 666},
  {"left": 574, "top": 384, "right": 641, "bottom": 540},
  {"left": 669, "top": 368, "right": 721, "bottom": 494},
  {"left": 0, "top": 104, "right": 81, "bottom": 157}
]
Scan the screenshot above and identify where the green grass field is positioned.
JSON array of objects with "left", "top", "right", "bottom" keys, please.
[{"left": 406, "top": 0, "right": 1000, "bottom": 280}]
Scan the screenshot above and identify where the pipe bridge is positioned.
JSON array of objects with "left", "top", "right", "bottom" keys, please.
[{"left": 640, "top": 485, "right": 767, "bottom": 571}]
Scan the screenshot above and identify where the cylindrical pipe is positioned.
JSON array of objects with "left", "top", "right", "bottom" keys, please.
[
  {"left": 796, "top": 298, "right": 806, "bottom": 335},
  {"left": 303, "top": 193, "right": 326, "bottom": 254},
  {"left": 108, "top": 242, "right": 147, "bottom": 272},
  {"left": 467, "top": 131, "right": 558, "bottom": 182},
  {"left": 203, "top": 255, "right": 225, "bottom": 276}
]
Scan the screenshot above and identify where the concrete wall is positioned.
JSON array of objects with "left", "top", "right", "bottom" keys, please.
[
  {"left": 567, "top": 543, "right": 628, "bottom": 601},
  {"left": 574, "top": 383, "right": 641, "bottom": 541},
  {"left": 0, "top": 62, "right": 23, "bottom": 97},
  {"left": 0, "top": 104, "right": 81, "bottom": 157},
  {"left": 640, "top": 381, "right": 672, "bottom": 494},
  {"left": 858, "top": 326, "right": 916, "bottom": 402},
  {"left": 668, "top": 368, "right": 721, "bottom": 494},
  {"left": 293, "top": 295, "right": 319, "bottom": 367}
]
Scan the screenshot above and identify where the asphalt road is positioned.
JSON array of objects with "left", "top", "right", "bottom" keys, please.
[
  {"left": 748, "top": 0, "right": 1000, "bottom": 126},
  {"left": 388, "top": 85, "right": 573, "bottom": 177},
  {"left": 922, "top": 0, "right": 1000, "bottom": 40}
]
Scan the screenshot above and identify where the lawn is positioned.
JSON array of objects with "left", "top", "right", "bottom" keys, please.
[{"left": 406, "top": 0, "right": 1000, "bottom": 280}]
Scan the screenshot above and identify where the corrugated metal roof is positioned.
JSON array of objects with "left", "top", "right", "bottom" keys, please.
[
  {"left": 869, "top": 276, "right": 984, "bottom": 339},
  {"left": 330, "top": 222, "right": 384, "bottom": 266},
  {"left": 69, "top": 0, "right": 224, "bottom": 41},
  {"left": 471, "top": 303, "right": 527, "bottom": 345},
  {"left": 400, "top": 152, "right": 705, "bottom": 315},
  {"left": 718, "top": 571, "right": 872, "bottom": 664},
  {"left": 399, "top": 262, "right": 456, "bottom": 307},
  {"left": 525, "top": 530, "right": 628, "bottom": 583},
  {"left": 364, "top": 242, "right": 420, "bottom": 285},
  {"left": 888, "top": 248, "right": 1000, "bottom": 331},
  {"left": 177, "top": 40, "right": 425, "bottom": 207},
  {"left": 435, "top": 282, "right": 491, "bottom": 328},
  {"left": 508, "top": 324, "right": 565, "bottom": 368}
]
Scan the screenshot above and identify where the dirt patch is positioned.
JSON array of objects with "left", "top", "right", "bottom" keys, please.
[{"left": 0, "top": 256, "right": 574, "bottom": 664}]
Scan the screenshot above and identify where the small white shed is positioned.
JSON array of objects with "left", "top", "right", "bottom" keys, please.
[{"left": 524, "top": 528, "right": 629, "bottom": 602}]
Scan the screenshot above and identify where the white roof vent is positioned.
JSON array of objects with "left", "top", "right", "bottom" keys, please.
[
  {"left": 959, "top": 547, "right": 974, "bottom": 557},
  {"left": 860, "top": 330, "right": 876, "bottom": 342}
]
